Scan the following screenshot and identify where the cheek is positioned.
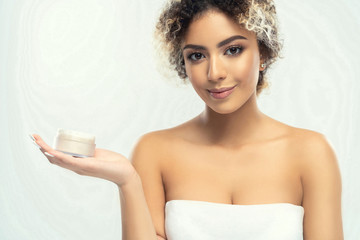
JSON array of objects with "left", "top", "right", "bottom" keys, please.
[
  {"left": 185, "top": 62, "right": 205, "bottom": 86},
  {"left": 184, "top": 62, "right": 192, "bottom": 79},
  {"left": 229, "top": 52, "right": 260, "bottom": 85}
]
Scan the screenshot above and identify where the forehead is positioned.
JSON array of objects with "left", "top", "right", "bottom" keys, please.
[{"left": 182, "top": 10, "right": 256, "bottom": 47}]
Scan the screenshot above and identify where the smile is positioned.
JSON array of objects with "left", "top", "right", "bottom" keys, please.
[{"left": 207, "top": 85, "right": 237, "bottom": 99}]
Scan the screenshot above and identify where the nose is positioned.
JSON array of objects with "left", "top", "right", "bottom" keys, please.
[{"left": 207, "top": 55, "right": 227, "bottom": 82}]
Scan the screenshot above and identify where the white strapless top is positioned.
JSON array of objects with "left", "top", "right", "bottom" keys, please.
[{"left": 165, "top": 200, "right": 304, "bottom": 240}]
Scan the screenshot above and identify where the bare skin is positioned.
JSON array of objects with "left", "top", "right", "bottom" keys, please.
[
  {"left": 135, "top": 115, "right": 343, "bottom": 239},
  {"left": 33, "top": 8, "right": 343, "bottom": 240},
  {"left": 134, "top": 10, "right": 343, "bottom": 239}
]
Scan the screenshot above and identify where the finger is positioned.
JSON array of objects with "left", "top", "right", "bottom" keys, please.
[
  {"left": 43, "top": 151, "right": 59, "bottom": 165},
  {"left": 32, "top": 134, "right": 58, "bottom": 163},
  {"left": 42, "top": 149, "right": 75, "bottom": 168},
  {"left": 33, "top": 136, "right": 63, "bottom": 163},
  {"left": 30, "top": 134, "right": 55, "bottom": 164},
  {"left": 48, "top": 150, "right": 97, "bottom": 175},
  {"left": 29, "top": 134, "right": 37, "bottom": 143},
  {"left": 44, "top": 152, "right": 55, "bottom": 158},
  {"left": 32, "top": 134, "right": 54, "bottom": 153},
  {"left": 29, "top": 134, "right": 42, "bottom": 149}
]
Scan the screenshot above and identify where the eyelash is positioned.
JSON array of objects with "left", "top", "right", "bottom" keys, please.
[{"left": 186, "top": 45, "right": 244, "bottom": 62}]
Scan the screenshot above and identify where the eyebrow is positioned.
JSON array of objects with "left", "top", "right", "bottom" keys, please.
[{"left": 182, "top": 35, "right": 247, "bottom": 51}]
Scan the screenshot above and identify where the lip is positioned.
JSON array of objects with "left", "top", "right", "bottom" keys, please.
[
  {"left": 207, "top": 85, "right": 237, "bottom": 99},
  {"left": 208, "top": 85, "right": 237, "bottom": 93}
]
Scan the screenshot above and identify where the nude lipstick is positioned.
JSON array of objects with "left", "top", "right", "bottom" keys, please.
[{"left": 208, "top": 85, "right": 237, "bottom": 99}]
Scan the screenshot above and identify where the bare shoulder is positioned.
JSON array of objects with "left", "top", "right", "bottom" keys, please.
[
  {"left": 265, "top": 117, "right": 337, "bottom": 161},
  {"left": 129, "top": 128, "right": 184, "bottom": 240},
  {"left": 284, "top": 127, "right": 338, "bottom": 167},
  {"left": 131, "top": 130, "right": 169, "bottom": 156},
  {"left": 288, "top": 126, "right": 341, "bottom": 188},
  {"left": 132, "top": 117, "right": 197, "bottom": 154},
  {"left": 131, "top": 127, "right": 184, "bottom": 157},
  {"left": 267, "top": 118, "right": 340, "bottom": 180},
  {"left": 280, "top": 125, "right": 343, "bottom": 238},
  {"left": 286, "top": 127, "right": 343, "bottom": 238},
  {"left": 129, "top": 122, "right": 195, "bottom": 239}
]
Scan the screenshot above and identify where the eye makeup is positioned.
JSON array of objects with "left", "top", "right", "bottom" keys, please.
[{"left": 186, "top": 44, "right": 244, "bottom": 62}]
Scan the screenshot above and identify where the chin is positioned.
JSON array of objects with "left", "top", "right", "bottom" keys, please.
[{"left": 208, "top": 104, "right": 242, "bottom": 115}]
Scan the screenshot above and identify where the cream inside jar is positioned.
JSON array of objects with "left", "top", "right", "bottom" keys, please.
[{"left": 53, "top": 129, "right": 96, "bottom": 157}]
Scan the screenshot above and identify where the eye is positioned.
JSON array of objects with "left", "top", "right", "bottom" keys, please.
[
  {"left": 188, "top": 52, "right": 205, "bottom": 61},
  {"left": 225, "top": 46, "right": 243, "bottom": 56}
]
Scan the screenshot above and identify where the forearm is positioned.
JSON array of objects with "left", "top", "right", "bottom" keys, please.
[{"left": 118, "top": 173, "right": 158, "bottom": 240}]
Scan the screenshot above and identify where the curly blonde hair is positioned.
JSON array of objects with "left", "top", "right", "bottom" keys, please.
[{"left": 153, "top": 0, "right": 282, "bottom": 95}]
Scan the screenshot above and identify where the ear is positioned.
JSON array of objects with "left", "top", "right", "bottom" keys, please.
[
  {"left": 257, "top": 41, "right": 269, "bottom": 72},
  {"left": 259, "top": 56, "right": 266, "bottom": 72}
]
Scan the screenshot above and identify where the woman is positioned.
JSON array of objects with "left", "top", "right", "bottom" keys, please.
[{"left": 31, "top": 0, "right": 343, "bottom": 239}]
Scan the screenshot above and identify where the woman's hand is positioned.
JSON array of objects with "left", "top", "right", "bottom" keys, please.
[{"left": 31, "top": 134, "right": 138, "bottom": 187}]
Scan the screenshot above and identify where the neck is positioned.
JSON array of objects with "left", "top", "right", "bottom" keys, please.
[{"left": 198, "top": 93, "right": 266, "bottom": 147}]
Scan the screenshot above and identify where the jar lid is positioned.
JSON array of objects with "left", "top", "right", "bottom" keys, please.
[{"left": 56, "top": 129, "right": 95, "bottom": 144}]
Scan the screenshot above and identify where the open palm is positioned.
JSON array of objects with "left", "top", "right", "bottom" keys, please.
[{"left": 31, "top": 134, "right": 137, "bottom": 187}]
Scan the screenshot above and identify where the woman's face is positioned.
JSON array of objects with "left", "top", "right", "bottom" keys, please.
[{"left": 182, "top": 10, "right": 264, "bottom": 114}]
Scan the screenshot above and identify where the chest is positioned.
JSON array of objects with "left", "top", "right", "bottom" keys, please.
[{"left": 161, "top": 140, "right": 303, "bottom": 205}]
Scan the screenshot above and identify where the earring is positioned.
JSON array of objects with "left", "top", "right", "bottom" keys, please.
[{"left": 261, "top": 63, "right": 265, "bottom": 68}]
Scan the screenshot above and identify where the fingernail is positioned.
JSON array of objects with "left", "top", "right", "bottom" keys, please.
[
  {"left": 29, "top": 134, "right": 41, "bottom": 148},
  {"left": 29, "top": 134, "right": 36, "bottom": 141},
  {"left": 29, "top": 134, "right": 42, "bottom": 149},
  {"left": 44, "top": 152, "right": 55, "bottom": 158}
]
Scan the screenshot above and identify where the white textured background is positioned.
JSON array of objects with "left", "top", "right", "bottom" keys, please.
[{"left": 0, "top": 0, "right": 359, "bottom": 239}]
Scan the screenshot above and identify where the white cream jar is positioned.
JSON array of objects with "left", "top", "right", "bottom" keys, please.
[{"left": 53, "top": 129, "right": 96, "bottom": 157}]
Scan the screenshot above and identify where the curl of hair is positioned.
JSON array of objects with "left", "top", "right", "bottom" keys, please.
[{"left": 153, "top": 0, "right": 283, "bottom": 94}]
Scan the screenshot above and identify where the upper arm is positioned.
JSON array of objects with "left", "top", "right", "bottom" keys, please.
[
  {"left": 130, "top": 132, "right": 167, "bottom": 239},
  {"left": 300, "top": 132, "right": 343, "bottom": 240}
]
